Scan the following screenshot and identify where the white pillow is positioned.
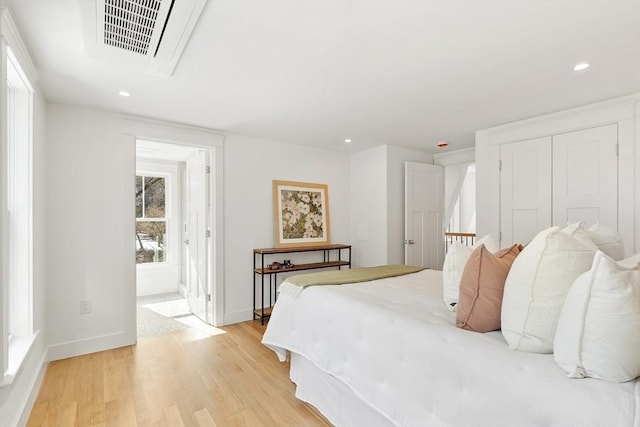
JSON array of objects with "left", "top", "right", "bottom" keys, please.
[
  {"left": 618, "top": 253, "right": 640, "bottom": 269},
  {"left": 442, "top": 235, "right": 498, "bottom": 311},
  {"left": 587, "top": 223, "right": 625, "bottom": 261},
  {"left": 561, "top": 222, "right": 598, "bottom": 251},
  {"left": 554, "top": 251, "right": 640, "bottom": 382},
  {"left": 501, "top": 226, "right": 596, "bottom": 353}
]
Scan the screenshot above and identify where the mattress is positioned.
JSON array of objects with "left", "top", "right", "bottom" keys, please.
[{"left": 262, "top": 269, "right": 640, "bottom": 427}]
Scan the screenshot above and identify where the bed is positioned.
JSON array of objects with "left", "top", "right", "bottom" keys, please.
[{"left": 262, "top": 268, "right": 640, "bottom": 427}]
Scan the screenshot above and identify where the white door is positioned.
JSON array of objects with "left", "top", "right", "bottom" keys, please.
[
  {"left": 552, "top": 124, "right": 618, "bottom": 228},
  {"left": 404, "top": 162, "right": 444, "bottom": 269},
  {"left": 500, "top": 137, "right": 552, "bottom": 246},
  {"left": 185, "top": 150, "right": 209, "bottom": 323}
]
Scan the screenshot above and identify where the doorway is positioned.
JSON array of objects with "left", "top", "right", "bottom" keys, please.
[{"left": 135, "top": 139, "right": 214, "bottom": 335}]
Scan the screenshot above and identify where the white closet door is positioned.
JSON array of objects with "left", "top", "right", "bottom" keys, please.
[
  {"left": 552, "top": 124, "right": 618, "bottom": 228},
  {"left": 500, "top": 137, "right": 552, "bottom": 246}
]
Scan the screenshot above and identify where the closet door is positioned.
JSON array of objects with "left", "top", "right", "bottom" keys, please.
[
  {"left": 500, "top": 137, "right": 552, "bottom": 246},
  {"left": 552, "top": 124, "right": 618, "bottom": 228}
]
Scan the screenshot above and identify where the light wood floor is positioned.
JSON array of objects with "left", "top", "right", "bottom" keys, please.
[{"left": 27, "top": 321, "right": 331, "bottom": 427}]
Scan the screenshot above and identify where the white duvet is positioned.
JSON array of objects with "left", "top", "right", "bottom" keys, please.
[{"left": 262, "top": 269, "right": 640, "bottom": 427}]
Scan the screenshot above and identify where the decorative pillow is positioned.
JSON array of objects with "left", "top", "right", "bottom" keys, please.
[
  {"left": 587, "top": 223, "right": 625, "bottom": 261},
  {"left": 456, "top": 244, "right": 523, "bottom": 332},
  {"left": 561, "top": 222, "right": 598, "bottom": 251},
  {"left": 501, "top": 226, "right": 596, "bottom": 353},
  {"left": 442, "top": 235, "right": 498, "bottom": 311},
  {"left": 618, "top": 253, "right": 640, "bottom": 269},
  {"left": 554, "top": 251, "right": 640, "bottom": 382}
]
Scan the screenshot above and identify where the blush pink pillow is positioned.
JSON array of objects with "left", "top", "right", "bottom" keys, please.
[{"left": 456, "top": 244, "right": 523, "bottom": 332}]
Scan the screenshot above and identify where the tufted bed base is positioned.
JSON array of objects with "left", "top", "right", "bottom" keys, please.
[
  {"left": 262, "top": 269, "right": 640, "bottom": 427},
  {"left": 290, "top": 352, "right": 393, "bottom": 426}
]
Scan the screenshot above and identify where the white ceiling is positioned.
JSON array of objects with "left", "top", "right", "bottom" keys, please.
[{"left": 6, "top": 0, "right": 640, "bottom": 153}]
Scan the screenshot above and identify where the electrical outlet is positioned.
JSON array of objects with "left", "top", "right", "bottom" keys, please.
[{"left": 80, "top": 300, "right": 92, "bottom": 314}]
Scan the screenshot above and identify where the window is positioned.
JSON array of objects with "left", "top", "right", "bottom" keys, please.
[
  {"left": 446, "top": 163, "right": 476, "bottom": 233},
  {"left": 3, "top": 46, "right": 35, "bottom": 383},
  {"left": 135, "top": 175, "right": 167, "bottom": 264}
]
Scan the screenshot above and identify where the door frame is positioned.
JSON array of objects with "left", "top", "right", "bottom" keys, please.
[{"left": 126, "top": 117, "right": 225, "bottom": 327}]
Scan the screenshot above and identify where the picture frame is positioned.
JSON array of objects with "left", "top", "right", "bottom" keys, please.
[{"left": 272, "top": 180, "right": 330, "bottom": 248}]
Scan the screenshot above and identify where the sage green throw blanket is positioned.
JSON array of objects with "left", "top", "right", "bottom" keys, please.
[{"left": 285, "top": 264, "right": 425, "bottom": 289}]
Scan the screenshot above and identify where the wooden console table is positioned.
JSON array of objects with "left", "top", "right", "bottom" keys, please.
[{"left": 253, "top": 244, "right": 352, "bottom": 324}]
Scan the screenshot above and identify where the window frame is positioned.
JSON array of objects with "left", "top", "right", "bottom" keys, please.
[
  {"left": 2, "top": 45, "right": 35, "bottom": 386},
  {"left": 135, "top": 171, "right": 171, "bottom": 267}
]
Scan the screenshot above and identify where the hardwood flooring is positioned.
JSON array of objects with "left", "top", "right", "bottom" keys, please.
[{"left": 27, "top": 321, "right": 331, "bottom": 427}]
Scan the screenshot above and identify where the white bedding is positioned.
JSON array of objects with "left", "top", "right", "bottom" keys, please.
[{"left": 262, "top": 269, "right": 640, "bottom": 427}]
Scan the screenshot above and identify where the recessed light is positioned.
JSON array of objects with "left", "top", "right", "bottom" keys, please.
[
  {"left": 344, "top": 139, "right": 352, "bottom": 143},
  {"left": 437, "top": 141, "right": 448, "bottom": 148},
  {"left": 573, "top": 63, "right": 589, "bottom": 71},
  {"left": 118, "top": 90, "right": 131, "bottom": 97}
]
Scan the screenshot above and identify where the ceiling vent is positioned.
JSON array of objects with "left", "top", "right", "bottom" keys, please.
[
  {"left": 90, "top": 0, "right": 206, "bottom": 76},
  {"left": 103, "top": 0, "right": 164, "bottom": 56}
]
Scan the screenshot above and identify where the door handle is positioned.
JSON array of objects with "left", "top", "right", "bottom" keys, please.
[
  {"left": 404, "top": 240, "right": 415, "bottom": 245},
  {"left": 184, "top": 239, "right": 189, "bottom": 245}
]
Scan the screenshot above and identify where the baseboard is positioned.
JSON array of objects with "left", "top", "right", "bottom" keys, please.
[
  {"left": 14, "top": 351, "right": 47, "bottom": 427},
  {"left": 46, "top": 330, "right": 136, "bottom": 362},
  {"left": 223, "top": 308, "right": 253, "bottom": 325}
]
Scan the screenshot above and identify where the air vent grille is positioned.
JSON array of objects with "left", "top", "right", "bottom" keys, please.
[{"left": 104, "top": 0, "right": 162, "bottom": 55}]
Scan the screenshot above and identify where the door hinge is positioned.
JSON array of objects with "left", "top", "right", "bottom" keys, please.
[
  {"left": 498, "top": 160, "right": 502, "bottom": 171},
  {"left": 205, "top": 165, "right": 211, "bottom": 174},
  {"left": 499, "top": 231, "right": 502, "bottom": 242},
  {"left": 207, "top": 294, "right": 211, "bottom": 302},
  {"left": 616, "top": 143, "right": 619, "bottom": 157},
  {"left": 206, "top": 229, "right": 211, "bottom": 238}
]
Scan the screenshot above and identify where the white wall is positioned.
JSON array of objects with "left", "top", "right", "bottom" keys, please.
[
  {"left": 350, "top": 145, "right": 432, "bottom": 267},
  {"left": 223, "top": 134, "right": 351, "bottom": 324},
  {"left": 45, "top": 104, "right": 137, "bottom": 360},
  {"left": 350, "top": 146, "right": 388, "bottom": 267}
]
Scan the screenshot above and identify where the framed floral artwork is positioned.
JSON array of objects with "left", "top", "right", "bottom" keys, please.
[{"left": 272, "top": 180, "right": 330, "bottom": 248}]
